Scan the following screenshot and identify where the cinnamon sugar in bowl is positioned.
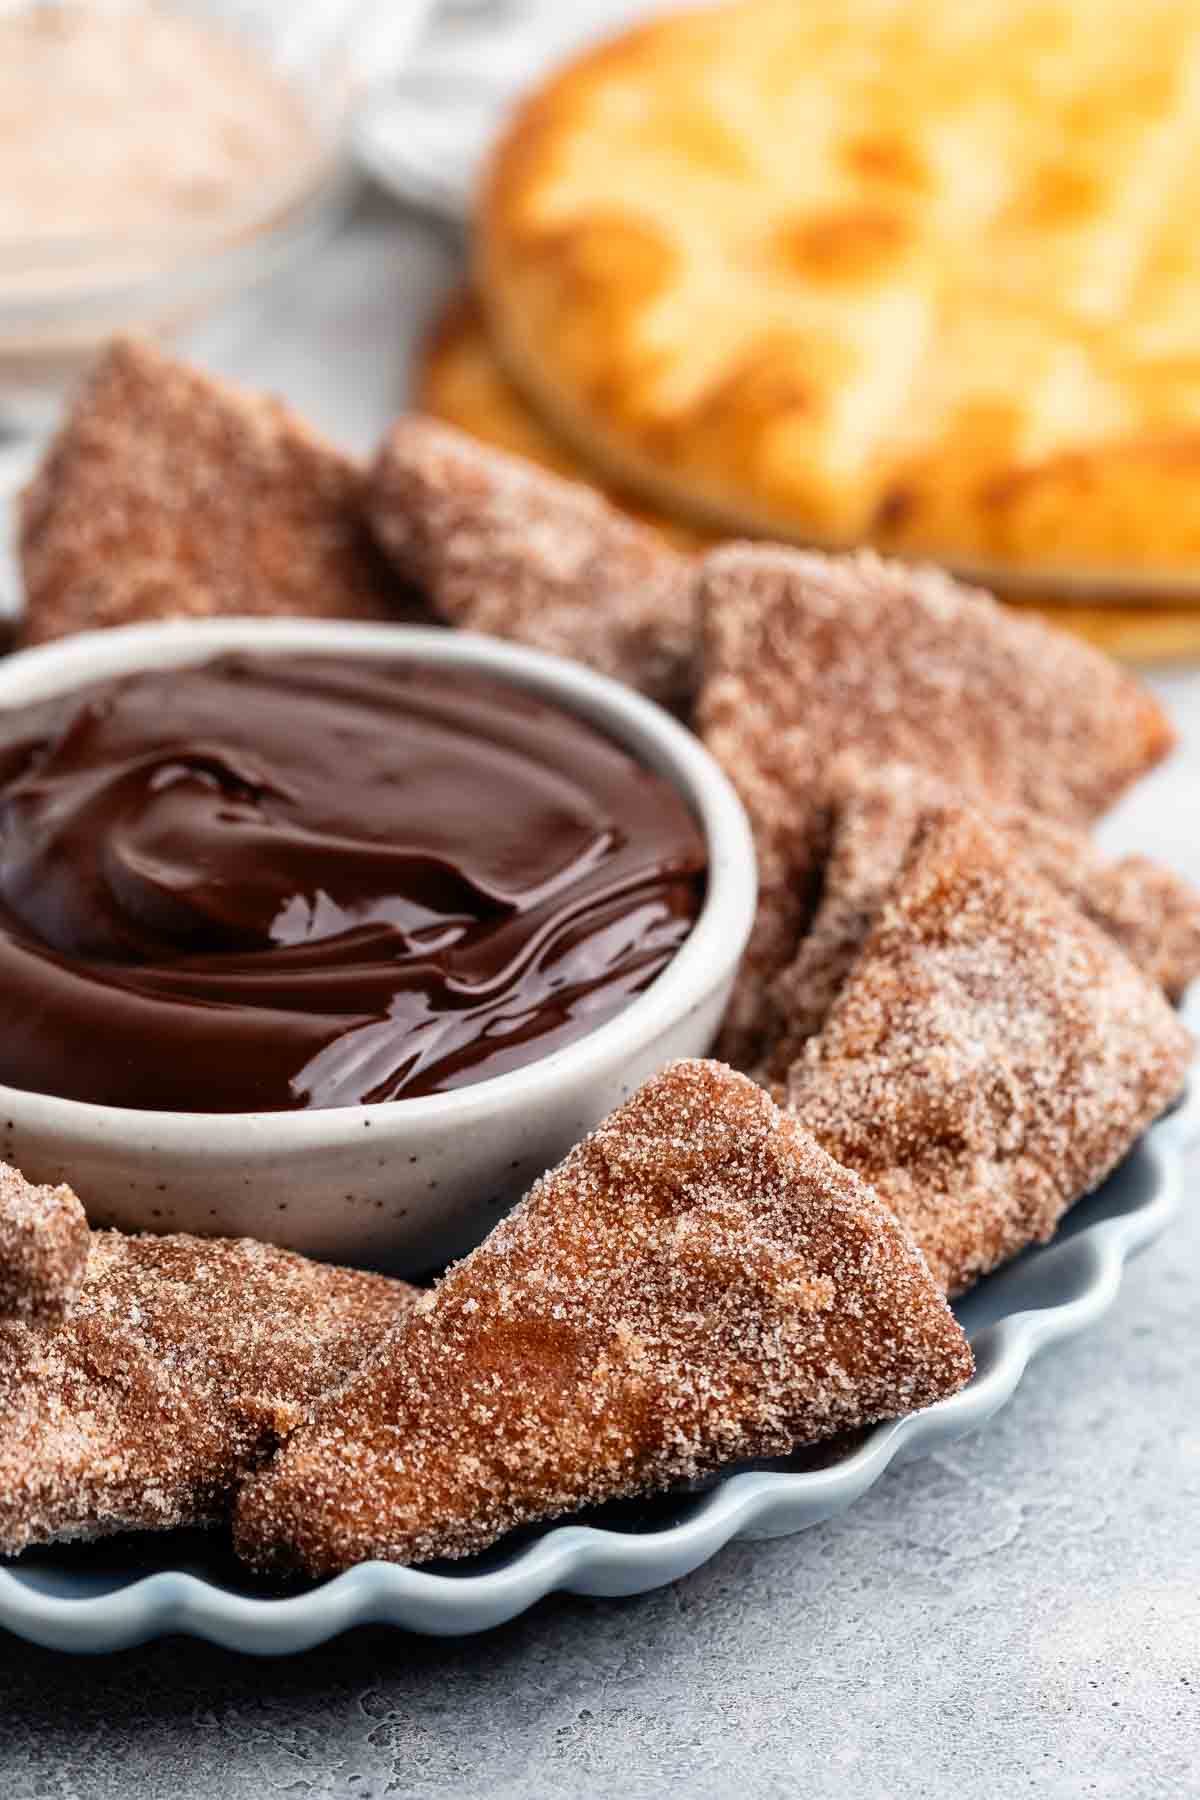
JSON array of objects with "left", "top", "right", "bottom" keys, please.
[{"left": 0, "top": 1, "right": 434, "bottom": 425}]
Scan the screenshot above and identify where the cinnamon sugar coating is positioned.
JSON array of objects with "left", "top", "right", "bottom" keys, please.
[
  {"left": 785, "top": 808, "right": 1194, "bottom": 1297},
  {"left": 367, "top": 416, "right": 698, "bottom": 710},
  {"left": 0, "top": 1165, "right": 88, "bottom": 1329},
  {"left": 235, "top": 1060, "right": 973, "bottom": 1577},
  {"left": 0, "top": 1228, "right": 414, "bottom": 1556},
  {"left": 711, "top": 756, "right": 829, "bottom": 1071},
  {"left": 697, "top": 545, "right": 1175, "bottom": 1067},
  {"left": 760, "top": 757, "right": 1200, "bottom": 1078},
  {"left": 18, "top": 338, "right": 413, "bottom": 647}
]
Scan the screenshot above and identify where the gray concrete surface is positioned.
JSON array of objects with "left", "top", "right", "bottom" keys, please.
[{"left": 0, "top": 197, "right": 1197, "bottom": 1799}]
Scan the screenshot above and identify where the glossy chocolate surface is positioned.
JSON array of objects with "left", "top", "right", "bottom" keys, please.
[{"left": 0, "top": 654, "right": 706, "bottom": 1111}]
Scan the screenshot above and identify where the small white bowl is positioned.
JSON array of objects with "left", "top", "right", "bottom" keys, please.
[{"left": 0, "top": 618, "right": 756, "bottom": 1270}]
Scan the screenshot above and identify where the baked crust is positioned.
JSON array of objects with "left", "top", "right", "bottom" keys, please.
[
  {"left": 479, "top": 1, "right": 1200, "bottom": 578},
  {"left": 417, "top": 291, "right": 1200, "bottom": 656},
  {"left": 413, "top": 289, "right": 709, "bottom": 552}
]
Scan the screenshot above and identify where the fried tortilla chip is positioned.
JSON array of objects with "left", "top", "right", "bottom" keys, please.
[
  {"left": 19, "top": 337, "right": 414, "bottom": 647},
  {"left": 0, "top": 1214, "right": 415, "bottom": 1556},
  {"left": 760, "top": 757, "right": 1200, "bottom": 1078},
  {"left": 0, "top": 1165, "right": 89, "bottom": 1329},
  {"left": 785, "top": 808, "right": 1193, "bottom": 1296},
  {"left": 367, "top": 416, "right": 698, "bottom": 711},
  {"left": 235, "top": 1059, "right": 973, "bottom": 1576},
  {"left": 697, "top": 545, "right": 1176, "bottom": 1066}
]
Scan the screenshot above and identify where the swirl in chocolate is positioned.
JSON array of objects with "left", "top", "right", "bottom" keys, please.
[{"left": 0, "top": 654, "right": 706, "bottom": 1112}]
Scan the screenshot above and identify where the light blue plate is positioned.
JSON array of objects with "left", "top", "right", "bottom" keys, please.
[
  {"left": 0, "top": 486, "right": 1193, "bottom": 1649},
  {"left": 1, "top": 1090, "right": 1193, "bottom": 1653}
]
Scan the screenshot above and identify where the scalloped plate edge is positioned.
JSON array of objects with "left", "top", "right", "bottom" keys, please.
[{"left": 0, "top": 1091, "right": 1191, "bottom": 1654}]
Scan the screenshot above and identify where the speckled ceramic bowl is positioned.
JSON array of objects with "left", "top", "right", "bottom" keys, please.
[{"left": 0, "top": 618, "right": 756, "bottom": 1271}]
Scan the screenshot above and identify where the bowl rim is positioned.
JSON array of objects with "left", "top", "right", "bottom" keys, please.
[{"left": 0, "top": 616, "right": 757, "bottom": 1146}]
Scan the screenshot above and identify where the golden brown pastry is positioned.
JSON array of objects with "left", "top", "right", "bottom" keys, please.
[
  {"left": 417, "top": 291, "right": 1200, "bottom": 659},
  {"left": 480, "top": 1, "right": 1200, "bottom": 582},
  {"left": 413, "top": 289, "right": 710, "bottom": 551}
]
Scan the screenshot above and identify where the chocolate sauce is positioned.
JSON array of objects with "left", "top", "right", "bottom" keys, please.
[{"left": 0, "top": 654, "right": 706, "bottom": 1111}]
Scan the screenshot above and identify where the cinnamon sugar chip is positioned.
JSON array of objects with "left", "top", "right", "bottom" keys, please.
[
  {"left": 0, "top": 1165, "right": 88, "bottom": 1329},
  {"left": 367, "top": 416, "right": 698, "bottom": 710},
  {"left": 234, "top": 1060, "right": 973, "bottom": 1577},
  {"left": 697, "top": 545, "right": 1176, "bottom": 1067},
  {"left": 0, "top": 1225, "right": 414, "bottom": 1556},
  {"left": 18, "top": 337, "right": 415, "bottom": 647},
  {"left": 711, "top": 757, "right": 831, "bottom": 1071},
  {"left": 761, "top": 757, "right": 1200, "bottom": 1078},
  {"left": 785, "top": 808, "right": 1194, "bottom": 1297}
]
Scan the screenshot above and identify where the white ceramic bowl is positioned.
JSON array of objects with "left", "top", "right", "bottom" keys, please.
[{"left": 0, "top": 618, "right": 756, "bottom": 1271}]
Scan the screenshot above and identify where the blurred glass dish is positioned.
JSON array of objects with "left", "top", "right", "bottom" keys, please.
[{"left": 0, "top": 0, "right": 436, "bottom": 432}]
